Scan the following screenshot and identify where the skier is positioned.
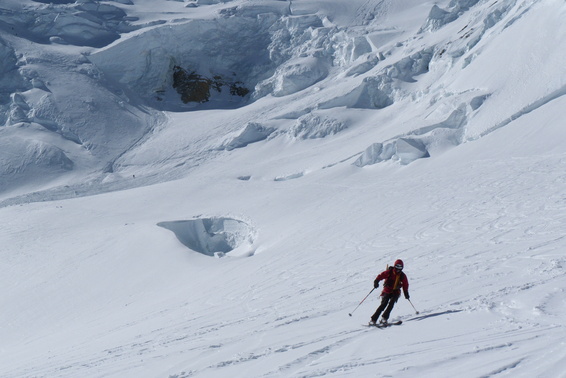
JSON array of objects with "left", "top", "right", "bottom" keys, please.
[{"left": 369, "top": 259, "right": 410, "bottom": 325}]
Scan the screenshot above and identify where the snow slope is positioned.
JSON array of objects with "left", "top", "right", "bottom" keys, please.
[{"left": 1, "top": 0, "right": 566, "bottom": 377}]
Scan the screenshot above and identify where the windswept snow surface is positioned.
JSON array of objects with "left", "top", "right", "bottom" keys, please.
[{"left": 1, "top": 0, "right": 566, "bottom": 377}]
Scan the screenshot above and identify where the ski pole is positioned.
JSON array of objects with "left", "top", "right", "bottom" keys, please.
[
  {"left": 349, "top": 288, "right": 375, "bottom": 317},
  {"left": 407, "top": 298, "right": 419, "bottom": 314}
]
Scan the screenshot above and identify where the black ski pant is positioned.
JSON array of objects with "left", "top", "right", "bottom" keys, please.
[{"left": 371, "top": 292, "right": 399, "bottom": 322}]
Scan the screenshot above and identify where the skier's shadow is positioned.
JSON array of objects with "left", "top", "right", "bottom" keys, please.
[{"left": 405, "top": 309, "right": 462, "bottom": 321}]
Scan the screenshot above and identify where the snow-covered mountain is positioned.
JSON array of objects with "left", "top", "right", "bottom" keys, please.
[{"left": 1, "top": 0, "right": 565, "bottom": 377}]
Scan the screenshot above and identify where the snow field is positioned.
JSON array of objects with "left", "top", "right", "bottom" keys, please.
[
  {"left": 2, "top": 115, "right": 566, "bottom": 376},
  {"left": 1, "top": 0, "right": 566, "bottom": 376}
]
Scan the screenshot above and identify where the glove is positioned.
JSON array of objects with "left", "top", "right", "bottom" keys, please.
[
  {"left": 405, "top": 293, "right": 410, "bottom": 300},
  {"left": 373, "top": 280, "right": 379, "bottom": 289}
]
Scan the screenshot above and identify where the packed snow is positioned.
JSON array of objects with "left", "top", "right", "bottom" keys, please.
[{"left": 1, "top": 0, "right": 565, "bottom": 377}]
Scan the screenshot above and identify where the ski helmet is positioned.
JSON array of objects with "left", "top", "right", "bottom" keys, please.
[{"left": 394, "top": 259, "right": 404, "bottom": 270}]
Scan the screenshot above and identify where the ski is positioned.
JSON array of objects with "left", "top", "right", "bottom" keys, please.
[
  {"left": 377, "top": 320, "right": 402, "bottom": 328},
  {"left": 366, "top": 320, "right": 402, "bottom": 328}
]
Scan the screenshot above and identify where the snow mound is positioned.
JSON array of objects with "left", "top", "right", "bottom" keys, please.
[
  {"left": 321, "top": 48, "right": 433, "bottom": 110},
  {"left": 0, "top": 124, "right": 74, "bottom": 192},
  {"left": 256, "top": 56, "right": 329, "bottom": 98},
  {"left": 157, "top": 217, "right": 255, "bottom": 257},
  {"left": 345, "top": 54, "right": 381, "bottom": 77},
  {"left": 289, "top": 113, "right": 347, "bottom": 139},
  {"left": 253, "top": 16, "right": 373, "bottom": 99},
  {"left": 219, "top": 122, "right": 275, "bottom": 151},
  {"left": 274, "top": 171, "right": 305, "bottom": 181},
  {"left": 354, "top": 137, "right": 429, "bottom": 167},
  {"left": 354, "top": 101, "right": 477, "bottom": 167},
  {"left": 419, "top": 0, "right": 480, "bottom": 33}
]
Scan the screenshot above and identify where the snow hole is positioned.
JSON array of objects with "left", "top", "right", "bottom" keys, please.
[{"left": 157, "top": 217, "right": 255, "bottom": 257}]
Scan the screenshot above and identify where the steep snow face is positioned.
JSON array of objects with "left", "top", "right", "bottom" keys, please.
[
  {"left": 87, "top": 6, "right": 379, "bottom": 109},
  {"left": 0, "top": 0, "right": 563, "bottom": 201},
  {"left": 0, "top": 0, "right": 135, "bottom": 47},
  {"left": 0, "top": 1, "right": 165, "bottom": 197},
  {"left": 88, "top": 14, "right": 277, "bottom": 109},
  {"left": 0, "top": 39, "right": 28, "bottom": 112},
  {"left": 2, "top": 0, "right": 417, "bottom": 198},
  {"left": 0, "top": 44, "right": 160, "bottom": 197},
  {"left": 0, "top": 0, "right": 564, "bottom": 191}
]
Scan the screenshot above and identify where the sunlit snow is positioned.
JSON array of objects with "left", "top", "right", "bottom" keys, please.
[{"left": 1, "top": 0, "right": 565, "bottom": 377}]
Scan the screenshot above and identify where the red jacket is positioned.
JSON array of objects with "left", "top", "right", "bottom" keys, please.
[{"left": 375, "top": 267, "right": 409, "bottom": 297}]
